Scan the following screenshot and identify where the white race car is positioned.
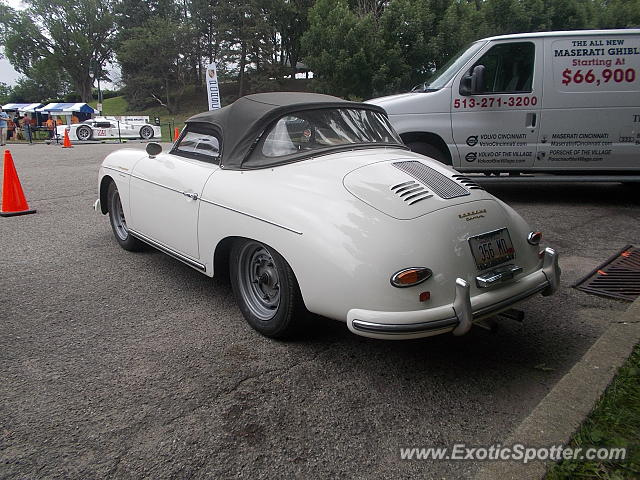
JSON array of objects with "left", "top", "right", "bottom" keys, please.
[
  {"left": 94, "top": 93, "right": 560, "bottom": 340},
  {"left": 57, "top": 117, "right": 161, "bottom": 142}
]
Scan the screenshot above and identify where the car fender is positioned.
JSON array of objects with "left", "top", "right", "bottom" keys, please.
[{"left": 98, "top": 149, "right": 147, "bottom": 216}]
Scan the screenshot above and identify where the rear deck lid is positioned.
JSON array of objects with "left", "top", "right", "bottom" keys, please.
[{"left": 343, "top": 158, "right": 491, "bottom": 219}]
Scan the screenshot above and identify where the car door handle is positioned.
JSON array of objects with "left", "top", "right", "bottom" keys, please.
[
  {"left": 526, "top": 112, "right": 537, "bottom": 128},
  {"left": 182, "top": 191, "right": 199, "bottom": 200}
]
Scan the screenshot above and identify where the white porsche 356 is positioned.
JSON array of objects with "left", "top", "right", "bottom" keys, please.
[{"left": 95, "top": 93, "right": 560, "bottom": 339}]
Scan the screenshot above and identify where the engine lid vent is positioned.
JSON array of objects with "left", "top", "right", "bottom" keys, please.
[
  {"left": 390, "top": 180, "right": 433, "bottom": 205},
  {"left": 452, "top": 175, "right": 485, "bottom": 190},
  {"left": 393, "top": 161, "right": 470, "bottom": 199}
]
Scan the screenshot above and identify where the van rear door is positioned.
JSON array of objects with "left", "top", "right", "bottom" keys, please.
[
  {"left": 451, "top": 39, "right": 543, "bottom": 172},
  {"left": 536, "top": 33, "right": 640, "bottom": 171}
]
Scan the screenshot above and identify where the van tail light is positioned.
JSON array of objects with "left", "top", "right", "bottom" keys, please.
[
  {"left": 527, "top": 231, "right": 542, "bottom": 245},
  {"left": 390, "top": 267, "right": 432, "bottom": 288}
]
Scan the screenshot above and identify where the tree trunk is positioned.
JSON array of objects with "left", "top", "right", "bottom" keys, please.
[
  {"left": 76, "top": 73, "right": 93, "bottom": 103},
  {"left": 238, "top": 40, "right": 247, "bottom": 97}
]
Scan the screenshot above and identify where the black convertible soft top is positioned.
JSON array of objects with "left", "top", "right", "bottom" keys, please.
[{"left": 186, "top": 92, "right": 389, "bottom": 169}]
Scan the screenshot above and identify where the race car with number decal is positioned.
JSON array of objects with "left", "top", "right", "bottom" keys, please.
[
  {"left": 57, "top": 117, "right": 161, "bottom": 142},
  {"left": 369, "top": 29, "right": 640, "bottom": 177},
  {"left": 94, "top": 92, "right": 560, "bottom": 340}
]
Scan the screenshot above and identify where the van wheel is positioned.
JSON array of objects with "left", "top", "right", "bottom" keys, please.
[{"left": 405, "top": 141, "right": 451, "bottom": 165}]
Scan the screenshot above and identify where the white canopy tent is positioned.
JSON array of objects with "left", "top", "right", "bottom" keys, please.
[{"left": 1, "top": 103, "right": 43, "bottom": 113}]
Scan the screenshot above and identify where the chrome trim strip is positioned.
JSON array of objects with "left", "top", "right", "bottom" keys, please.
[
  {"left": 128, "top": 229, "right": 206, "bottom": 271},
  {"left": 104, "top": 165, "right": 131, "bottom": 175},
  {"left": 352, "top": 317, "right": 459, "bottom": 334},
  {"left": 129, "top": 173, "right": 185, "bottom": 195},
  {"left": 199, "top": 197, "right": 303, "bottom": 235}
]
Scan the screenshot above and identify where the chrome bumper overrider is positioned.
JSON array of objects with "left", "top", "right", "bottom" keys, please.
[
  {"left": 348, "top": 248, "right": 560, "bottom": 339},
  {"left": 93, "top": 199, "right": 101, "bottom": 212}
]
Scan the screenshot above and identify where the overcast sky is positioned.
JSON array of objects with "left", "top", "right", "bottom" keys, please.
[{"left": 1, "top": 0, "right": 25, "bottom": 85}]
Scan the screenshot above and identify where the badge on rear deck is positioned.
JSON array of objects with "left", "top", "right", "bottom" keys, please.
[{"left": 459, "top": 209, "right": 487, "bottom": 221}]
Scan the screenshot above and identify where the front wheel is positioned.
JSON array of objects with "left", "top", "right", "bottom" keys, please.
[
  {"left": 76, "top": 125, "right": 93, "bottom": 141},
  {"left": 139, "top": 125, "right": 154, "bottom": 140},
  {"left": 230, "top": 239, "right": 307, "bottom": 338},
  {"left": 107, "top": 182, "right": 143, "bottom": 251}
]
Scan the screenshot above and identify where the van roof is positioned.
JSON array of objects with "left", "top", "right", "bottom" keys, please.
[{"left": 479, "top": 29, "right": 640, "bottom": 42}]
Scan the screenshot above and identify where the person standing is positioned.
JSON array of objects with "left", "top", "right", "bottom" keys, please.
[
  {"left": 21, "top": 114, "right": 32, "bottom": 143},
  {"left": 0, "top": 107, "right": 9, "bottom": 146},
  {"left": 45, "top": 116, "right": 55, "bottom": 139},
  {"left": 7, "top": 117, "right": 15, "bottom": 140}
]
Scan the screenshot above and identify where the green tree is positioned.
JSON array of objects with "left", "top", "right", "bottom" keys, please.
[
  {"left": 431, "top": 0, "right": 485, "bottom": 69},
  {"left": 596, "top": 0, "right": 640, "bottom": 28},
  {"left": 380, "top": 0, "right": 437, "bottom": 89},
  {"left": 0, "top": 0, "right": 116, "bottom": 102},
  {"left": 116, "top": 16, "right": 192, "bottom": 112},
  {"left": 302, "top": 0, "right": 407, "bottom": 99},
  {"left": 0, "top": 82, "right": 12, "bottom": 104}
]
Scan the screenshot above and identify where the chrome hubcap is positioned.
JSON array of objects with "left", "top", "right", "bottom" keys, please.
[{"left": 238, "top": 242, "right": 280, "bottom": 320}]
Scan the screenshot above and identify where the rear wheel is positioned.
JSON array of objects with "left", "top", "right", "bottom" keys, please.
[
  {"left": 107, "top": 182, "right": 143, "bottom": 251},
  {"left": 230, "top": 239, "right": 307, "bottom": 338},
  {"left": 76, "top": 125, "right": 93, "bottom": 141},
  {"left": 405, "top": 141, "right": 451, "bottom": 165},
  {"left": 140, "top": 125, "right": 154, "bottom": 140}
]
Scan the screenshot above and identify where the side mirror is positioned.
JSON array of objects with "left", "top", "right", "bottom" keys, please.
[
  {"left": 146, "top": 142, "right": 162, "bottom": 158},
  {"left": 459, "top": 64, "right": 486, "bottom": 96}
]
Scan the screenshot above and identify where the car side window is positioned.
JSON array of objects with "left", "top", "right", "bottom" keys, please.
[
  {"left": 472, "top": 42, "right": 535, "bottom": 93},
  {"left": 173, "top": 128, "right": 221, "bottom": 163}
]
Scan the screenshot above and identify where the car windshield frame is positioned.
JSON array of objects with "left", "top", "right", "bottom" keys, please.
[
  {"left": 170, "top": 122, "right": 222, "bottom": 164},
  {"left": 415, "top": 41, "right": 487, "bottom": 92},
  {"left": 243, "top": 107, "right": 405, "bottom": 168}
]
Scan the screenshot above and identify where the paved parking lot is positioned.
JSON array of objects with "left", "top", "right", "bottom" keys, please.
[{"left": 1, "top": 143, "right": 638, "bottom": 479}]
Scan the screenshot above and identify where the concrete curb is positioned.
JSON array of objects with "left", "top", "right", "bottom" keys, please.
[{"left": 475, "top": 298, "right": 640, "bottom": 480}]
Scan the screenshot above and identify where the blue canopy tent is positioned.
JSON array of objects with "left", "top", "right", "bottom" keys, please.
[{"left": 36, "top": 103, "right": 97, "bottom": 124}]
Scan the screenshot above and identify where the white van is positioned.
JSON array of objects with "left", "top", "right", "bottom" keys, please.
[{"left": 369, "top": 29, "right": 640, "bottom": 177}]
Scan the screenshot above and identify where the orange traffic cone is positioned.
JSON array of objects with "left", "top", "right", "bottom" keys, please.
[
  {"left": 174, "top": 127, "right": 180, "bottom": 140},
  {"left": 1, "top": 150, "right": 36, "bottom": 217},
  {"left": 62, "top": 128, "right": 73, "bottom": 148}
]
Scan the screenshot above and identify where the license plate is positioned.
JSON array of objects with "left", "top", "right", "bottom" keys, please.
[{"left": 468, "top": 228, "right": 515, "bottom": 270}]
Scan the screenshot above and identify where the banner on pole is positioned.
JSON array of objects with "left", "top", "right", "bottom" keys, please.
[{"left": 206, "top": 63, "right": 221, "bottom": 110}]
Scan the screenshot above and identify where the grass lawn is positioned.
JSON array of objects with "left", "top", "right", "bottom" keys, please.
[{"left": 546, "top": 343, "right": 640, "bottom": 479}]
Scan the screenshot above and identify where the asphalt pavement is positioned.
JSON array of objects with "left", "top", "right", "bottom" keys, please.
[{"left": 1, "top": 143, "right": 638, "bottom": 479}]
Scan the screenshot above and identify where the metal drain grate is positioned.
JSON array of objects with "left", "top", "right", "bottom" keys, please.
[{"left": 574, "top": 245, "right": 640, "bottom": 301}]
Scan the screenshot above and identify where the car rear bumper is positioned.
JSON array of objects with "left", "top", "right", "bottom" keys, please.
[{"left": 346, "top": 248, "right": 560, "bottom": 340}]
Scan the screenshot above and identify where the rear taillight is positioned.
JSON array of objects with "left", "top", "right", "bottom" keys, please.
[
  {"left": 527, "top": 231, "right": 542, "bottom": 245},
  {"left": 390, "top": 267, "right": 432, "bottom": 288}
]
